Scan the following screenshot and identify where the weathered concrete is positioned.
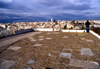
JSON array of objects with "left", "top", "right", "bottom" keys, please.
[
  {"left": 34, "top": 44, "right": 42, "bottom": 47},
  {"left": 27, "top": 59, "right": 35, "bottom": 64},
  {"left": 46, "top": 38, "right": 52, "bottom": 40},
  {"left": 59, "top": 53, "right": 71, "bottom": 59},
  {"left": 70, "top": 59, "right": 99, "bottom": 69},
  {"left": 80, "top": 48, "right": 94, "bottom": 56},
  {"left": 8, "top": 46, "right": 21, "bottom": 51},
  {"left": 0, "top": 60, "right": 17, "bottom": 69},
  {"left": 0, "top": 32, "right": 42, "bottom": 47}
]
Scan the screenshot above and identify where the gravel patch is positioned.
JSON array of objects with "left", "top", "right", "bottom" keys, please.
[
  {"left": 0, "top": 32, "right": 100, "bottom": 69},
  {"left": 70, "top": 59, "right": 99, "bottom": 69},
  {"left": 27, "top": 59, "right": 35, "bottom": 64},
  {"left": 0, "top": 60, "right": 17, "bottom": 69}
]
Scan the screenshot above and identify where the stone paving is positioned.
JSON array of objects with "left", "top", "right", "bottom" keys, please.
[
  {"left": 0, "top": 32, "right": 42, "bottom": 47},
  {"left": 0, "top": 32, "right": 100, "bottom": 69}
]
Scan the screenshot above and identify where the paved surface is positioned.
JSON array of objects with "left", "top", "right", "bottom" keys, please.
[
  {"left": 0, "top": 32, "right": 100, "bottom": 69},
  {"left": 0, "top": 32, "right": 42, "bottom": 47}
]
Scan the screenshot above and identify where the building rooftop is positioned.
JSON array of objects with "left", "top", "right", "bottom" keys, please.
[{"left": 0, "top": 32, "right": 100, "bottom": 69}]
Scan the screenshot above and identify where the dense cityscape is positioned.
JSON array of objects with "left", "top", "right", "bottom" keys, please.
[
  {"left": 0, "top": 19, "right": 100, "bottom": 38},
  {"left": 0, "top": 19, "right": 100, "bottom": 69}
]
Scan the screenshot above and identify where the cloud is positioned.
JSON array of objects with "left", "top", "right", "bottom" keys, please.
[
  {"left": 0, "top": 0, "right": 100, "bottom": 23},
  {"left": 50, "top": 13, "right": 86, "bottom": 20},
  {"left": 61, "top": 3, "right": 93, "bottom": 10},
  {"left": 0, "top": 0, "right": 12, "bottom": 2},
  {"left": 0, "top": 12, "right": 47, "bottom": 23},
  {"left": 38, "top": 0, "right": 60, "bottom": 6},
  {"left": 37, "top": 0, "right": 94, "bottom": 11},
  {"left": 72, "top": 0, "right": 91, "bottom": 3},
  {"left": 48, "top": 12, "right": 100, "bottom": 21},
  {"left": 0, "top": 1, "right": 32, "bottom": 11},
  {"left": 0, "top": 1, "right": 12, "bottom": 9}
]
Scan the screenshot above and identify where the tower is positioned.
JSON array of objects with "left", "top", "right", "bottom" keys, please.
[{"left": 51, "top": 18, "right": 53, "bottom": 22}]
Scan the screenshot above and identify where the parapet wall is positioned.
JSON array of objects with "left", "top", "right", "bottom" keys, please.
[
  {"left": 35, "top": 28, "right": 86, "bottom": 32},
  {"left": 0, "top": 28, "right": 100, "bottom": 39},
  {"left": 34, "top": 28, "right": 100, "bottom": 39},
  {"left": 34, "top": 28, "right": 53, "bottom": 31}
]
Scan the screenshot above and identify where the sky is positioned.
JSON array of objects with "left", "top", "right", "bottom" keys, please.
[{"left": 0, "top": 0, "right": 100, "bottom": 23}]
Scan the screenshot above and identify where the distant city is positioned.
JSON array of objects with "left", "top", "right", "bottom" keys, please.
[{"left": 0, "top": 18, "right": 100, "bottom": 38}]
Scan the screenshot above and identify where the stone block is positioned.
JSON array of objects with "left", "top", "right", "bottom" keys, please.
[
  {"left": 0, "top": 60, "right": 17, "bottom": 69},
  {"left": 47, "top": 33, "right": 51, "bottom": 34},
  {"left": 27, "top": 59, "right": 35, "bottom": 64},
  {"left": 38, "top": 36, "right": 44, "bottom": 38},
  {"left": 34, "top": 44, "right": 42, "bottom": 46},
  {"left": 80, "top": 48, "right": 94, "bottom": 56},
  {"left": 59, "top": 53, "right": 71, "bottom": 59},
  {"left": 70, "top": 59, "right": 99, "bottom": 69},
  {"left": 86, "top": 39, "right": 94, "bottom": 42},
  {"left": 46, "top": 38, "right": 52, "bottom": 40},
  {"left": 63, "top": 36, "right": 68, "bottom": 38},
  {"left": 8, "top": 46, "right": 21, "bottom": 51},
  {"left": 39, "top": 39, "right": 44, "bottom": 41}
]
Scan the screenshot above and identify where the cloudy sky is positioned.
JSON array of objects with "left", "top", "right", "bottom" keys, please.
[{"left": 0, "top": 0, "right": 100, "bottom": 23}]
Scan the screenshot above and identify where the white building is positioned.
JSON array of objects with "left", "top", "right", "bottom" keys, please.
[{"left": 51, "top": 18, "right": 53, "bottom": 22}]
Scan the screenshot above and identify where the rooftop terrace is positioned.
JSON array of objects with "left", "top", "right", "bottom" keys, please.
[{"left": 0, "top": 32, "right": 100, "bottom": 69}]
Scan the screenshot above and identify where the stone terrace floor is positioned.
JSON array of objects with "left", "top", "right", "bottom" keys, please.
[{"left": 0, "top": 32, "right": 100, "bottom": 69}]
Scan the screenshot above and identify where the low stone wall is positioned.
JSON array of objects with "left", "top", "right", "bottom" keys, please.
[
  {"left": 34, "top": 28, "right": 53, "bottom": 31},
  {"left": 0, "top": 29, "right": 33, "bottom": 38},
  {"left": 90, "top": 31, "right": 100, "bottom": 39},
  {"left": 1, "top": 28, "right": 100, "bottom": 39},
  {"left": 62, "top": 30, "right": 86, "bottom": 32},
  {"left": 0, "top": 30, "right": 15, "bottom": 38}
]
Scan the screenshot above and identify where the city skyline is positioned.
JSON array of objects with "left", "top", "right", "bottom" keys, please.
[{"left": 0, "top": 0, "right": 100, "bottom": 23}]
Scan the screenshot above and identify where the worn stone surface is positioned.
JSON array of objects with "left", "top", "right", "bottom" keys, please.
[
  {"left": 39, "top": 39, "right": 44, "bottom": 41},
  {"left": 0, "top": 32, "right": 42, "bottom": 47},
  {"left": 47, "top": 33, "right": 51, "bottom": 34},
  {"left": 27, "top": 59, "right": 35, "bottom": 64},
  {"left": 59, "top": 53, "right": 71, "bottom": 59},
  {"left": 62, "top": 49, "right": 72, "bottom": 53},
  {"left": 78, "top": 34, "right": 83, "bottom": 36},
  {"left": 30, "top": 39, "right": 37, "bottom": 41},
  {"left": 0, "top": 32, "right": 100, "bottom": 69},
  {"left": 8, "top": 46, "right": 21, "bottom": 51},
  {"left": 63, "top": 36, "right": 69, "bottom": 38},
  {"left": 70, "top": 59, "right": 99, "bottom": 69},
  {"left": 48, "top": 53, "right": 51, "bottom": 56},
  {"left": 38, "top": 36, "right": 44, "bottom": 38},
  {"left": 86, "top": 39, "right": 94, "bottom": 42},
  {"left": 63, "top": 49, "right": 72, "bottom": 52},
  {"left": 80, "top": 48, "right": 94, "bottom": 56},
  {"left": 0, "top": 60, "right": 17, "bottom": 69},
  {"left": 46, "top": 38, "right": 52, "bottom": 40},
  {"left": 34, "top": 44, "right": 42, "bottom": 46},
  {"left": 53, "top": 32, "right": 59, "bottom": 34},
  {"left": 27, "top": 67, "right": 34, "bottom": 69},
  {"left": 28, "top": 37, "right": 37, "bottom": 41},
  {"left": 81, "top": 38, "right": 86, "bottom": 40}
]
